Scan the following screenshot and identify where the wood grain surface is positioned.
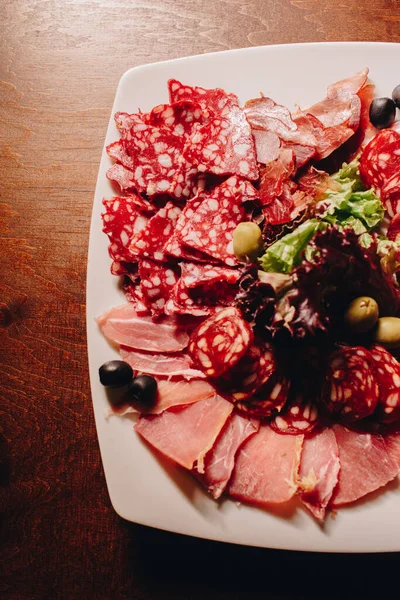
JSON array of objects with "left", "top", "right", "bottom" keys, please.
[{"left": 1, "top": 1, "right": 399, "bottom": 598}]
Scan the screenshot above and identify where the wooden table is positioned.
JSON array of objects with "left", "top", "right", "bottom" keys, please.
[{"left": 1, "top": 1, "right": 400, "bottom": 597}]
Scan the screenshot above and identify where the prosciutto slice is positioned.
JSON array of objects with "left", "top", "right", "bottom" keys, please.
[
  {"left": 199, "top": 414, "right": 259, "bottom": 499},
  {"left": 298, "top": 428, "right": 340, "bottom": 520},
  {"left": 228, "top": 424, "right": 303, "bottom": 505},
  {"left": 96, "top": 303, "right": 189, "bottom": 353},
  {"left": 120, "top": 347, "right": 205, "bottom": 379},
  {"left": 330, "top": 425, "right": 399, "bottom": 507},
  {"left": 136, "top": 395, "right": 233, "bottom": 472}
]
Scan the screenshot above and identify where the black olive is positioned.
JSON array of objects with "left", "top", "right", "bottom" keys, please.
[
  {"left": 129, "top": 375, "right": 158, "bottom": 405},
  {"left": 99, "top": 360, "right": 133, "bottom": 388},
  {"left": 369, "top": 97, "right": 396, "bottom": 129},
  {"left": 392, "top": 85, "right": 400, "bottom": 109}
]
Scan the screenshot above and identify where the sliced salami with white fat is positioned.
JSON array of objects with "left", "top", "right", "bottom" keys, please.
[
  {"left": 138, "top": 259, "right": 179, "bottom": 316},
  {"left": 129, "top": 201, "right": 182, "bottom": 263},
  {"left": 369, "top": 344, "right": 400, "bottom": 423}
]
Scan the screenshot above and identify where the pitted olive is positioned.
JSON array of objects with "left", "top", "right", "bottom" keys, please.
[
  {"left": 373, "top": 317, "right": 400, "bottom": 348},
  {"left": 344, "top": 296, "right": 379, "bottom": 334},
  {"left": 233, "top": 222, "right": 263, "bottom": 262}
]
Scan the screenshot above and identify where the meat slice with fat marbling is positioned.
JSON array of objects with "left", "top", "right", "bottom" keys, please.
[
  {"left": 330, "top": 424, "right": 399, "bottom": 507},
  {"left": 198, "top": 413, "right": 259, "bottom": 499},
  {"left": 120, "top": 347, "right": 205, "bottom": 379},
  {"left": 96, "top": 303, "right": 189, "bottom": 353},
  {"left": 298, "top": 428, "right": 340, "bottom": 521},
  {"left": 136, "top": 394, "right": 233, "bottom": 472},
  {"left": 228, "top": 424, "right": 303, "bottom": 505}
]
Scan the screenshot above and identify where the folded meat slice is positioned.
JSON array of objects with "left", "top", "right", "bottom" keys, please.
[
  {"left": 228, "top": 424, "right": 303, "bottom": 505},
  {"left": 298, "top": 428, "right": 340, "bottom": 521},
  {"left": 136, "top": 394, "right": 233, "bottom": 472},
  {"left": 96, "top": 303, "right": 189, "bottom": 353},
  {"left": 120, "top": 347, "right": 205, "bottom": 380},
  {"left": 330, "top": 425, "right": 399, "bottom": 507},
  {"left": 198, "top": 414, "right": 259, "bottom": 499}
]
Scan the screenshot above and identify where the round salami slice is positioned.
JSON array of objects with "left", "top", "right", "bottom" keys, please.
[
  {"left": 369, "top": 344, "right": 400, "bottom": 423},
  {"left": 101, "top": 195, "right": 150, "bottom": 262},
  {"left": 322, "top": 346, "right": 379, "bottom": 422},
  {"left": 359, "top": 130, "right": 399, "bottom": 189},
  {"left": 187, "top": 307, "right": 253, "bottom": 377},
  {"left": 270, "top": 392, "right": 318, "bottom": 435},
  {"left": 237, "top": 369, "right": 290, "bottom": 419},
  {"left": 381, "top": 172, "right": 400, "bottom": 218}
]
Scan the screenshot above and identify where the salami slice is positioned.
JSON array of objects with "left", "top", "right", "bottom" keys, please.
[
  {"left": 188, "top": 307, "right": 253, "bottom": 377},
  {"left": 387, "top": 213, "right": 400, "bottom": 242},
  {"left": 129, "top": 201, "right": 182, "bottom": 263},
  {"left": 123, "top": 280, "right": 149, "bottom": 315},
  {"left": 168, "top": 79, "right": 238, "bottom": 114},
  {"left": 381, "top": 172, "right": 400, "bottom": 218},
  {"left": 373, "top": 137, "right": 400, "bottom": 185},
  {"left": 149, "top": 100, "right": 204, "bottom": 136},
  {"left": 138, "top": 259, "right": 179, "bottom": 317},
  {"left": 369, "top": 344, "right": 400, "bottom": 423},
  {"left": 106, "top": 140, "right": 134, "bottom": 169},
  {"left": 101, "top": 195, "right": 150, "bottom": 262},
  {"left": 258, "top": 148, "right": 296, "bottom": 207},
  {"left": 322, "top": 346, "right": 379, "bottom": 422},
  {"left": 183, "top": 98, "right": 259, "bottom": 180},
  {"left": 359, "top": 130, "right": 400, "bottom": 189},
  {"left": 106, "top": 163, "right": 138, "bottom": 192},
  {"left": 270, "top": 392, "right": 318, "bottom": 435},
  {"left": 178, "top": 176, "right": 257, "bottom": 266}
]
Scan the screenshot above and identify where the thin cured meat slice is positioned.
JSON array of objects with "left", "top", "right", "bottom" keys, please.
[
  {"left": 252, "top": 130, "right": 281, "bottom": 165},
  {"left": 129, "top": 201, "right": 182, "bottom": 263},
  {"left": 178, "top": 176, "right": 257, "bottom": 266},
  {"left": 168, "top": 79, "right": 238, "bottom": 114},
  {"left": 369, "top": 345, "right": 400, "bottom": 423},
  {"left": 297, "top": 428, "right": 340, "bottom": 520},
  {"left": 381, "top": 172, "right": 400, "bottom": 218},
  {"left": 123, "top": 280, "right": 150, "bottom": 315},
  {"left": 322, "top": 346, "right": 379, "bottom": 422},
  {"left": 108, "top": 377, "right": 216, "bottom": 417},
  {"left": 270, "top": 392, "right": 318, "bottom": 435},
  {"left": 102, "top": 196, "right": 150, "bottom": 262},
  {"left": 138, "top": 260, "right": 179, "bottom": 316},
  {"left": 258, "top": 148, "right": 296, "bottom": 207},
  {"left": 107, "top": 163, "right": 137, "bottom": 192},
  {"left": 359, "top": 130, "right": 400, "bottom": 189},
  {"left": 96, "top": 303, "right": 189, "bottom": 353},
  {"left": 387, "top": 213, "right": 400, "bottom": 242},
  {"left": 228, "top": 424, "right": 304, "bottom": 505},
  {"left": 373, "top": 137, "right": 400, "bottom": 185},
  {"left": 281, "top": 142, "right": 316, "bottom": 168},
  {"left": 135, "top": 394, "right": 233, "bottom": 473},
  {"left": 330, "top": 424, "right": 398, "bottom": 507},
  {"left": 326, "top": 68, "right": 369, "bottom": 100},
  {"left": 106, "top": 140, "right": 134, "bottom": 169},
  {"left": 183, "top": 98, "right": 259, "bottom": 180},
  {"left": 188, "top": 307, "right": 253, "bottom": 377},
  {"left": 120, "top": 347, "right": 205, "bottom": 379},
  {"left": 149, "top": 100, "right": 205, "bottom": 136},
  {"left": 198, "top": 413, "right": 259, "bottom": 499},
  {"left": 384, "top": 433, "right": 400, "bottom": 467},
  {"left": 236, "top": 369, "right": 289, "bottom": 419}
]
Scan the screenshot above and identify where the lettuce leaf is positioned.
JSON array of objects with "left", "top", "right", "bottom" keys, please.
[{"left": 259, "top": 219, "right": 320, "bottom": 274}]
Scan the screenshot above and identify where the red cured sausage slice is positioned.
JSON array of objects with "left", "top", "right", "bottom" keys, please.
[
  {"left": 270, "top": 393, "right": 318, "bottom": 435},
  {"left": 369, "top": 345, "right": 400, "bottom": 423},
  {"left": 129, "top": 201, "right": 182, "bottom": 263},
  {"left": 149, "top": 100, "right": 204, "bottom": 136},
  {"left": 236, "top": 369, "right": 289, "bottom": 419},
  {"left": 188, "top": 307, "right": 253, "bottom": 377},
  {"left": 381, "top": 172, "right": 400, "bottom": 218},
  {"left": 218, "top": 342, "right": 274, "bottom": 401},
  {"left": 168, "top": 79, "right": 238, "bottom": 114},
  {"left": 138, "top": 260, "right": 179, "bottom": 317},
  {"left": 178, "top": 176, "right": 257, "bottom": 266},
  {"left": 387, "top": 213, "right": 400, "bottom": 242},
  {"left": 359, "top": 130, "right": 400, "bottom": 189},
  {"left": 322, "top": 346, "right": 379, "bottom": 422},
  {"left": 101, "top": 195, "right": 150, "bottom": 262},
  {"left": 183, "top": 98, "right": 259, "bottom": 180}
]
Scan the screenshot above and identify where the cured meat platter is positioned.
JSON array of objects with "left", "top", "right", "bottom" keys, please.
[{"left": 87, "top": 42, "right": 400, "bottom": 552}]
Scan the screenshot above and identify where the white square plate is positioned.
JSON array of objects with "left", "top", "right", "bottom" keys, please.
[{"left": 87, "top": 42, "right": 400, "bottom": 552}]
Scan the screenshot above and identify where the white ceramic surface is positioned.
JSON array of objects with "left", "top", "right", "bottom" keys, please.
[{"left": 87, "top": 42, "right": 400, "bottom": 552}]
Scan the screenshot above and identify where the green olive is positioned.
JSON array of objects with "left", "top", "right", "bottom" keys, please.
[
  {"left": 373, "top": 317, "right": 400, "bottom": 348},
  {"left": 344, "top": 296, "right": 379, "bottom": 334},
  {"left": 233, "top": 222, "right": 263, "bottom": 262}
]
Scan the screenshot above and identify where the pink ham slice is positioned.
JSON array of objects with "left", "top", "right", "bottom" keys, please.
[
  {"left": 96, "top": 303, "right": 189, "bottom": 353},
  {"left": 120, "top": 347, "right": 205, "bottom": 379},
  {"left": 199, "top": 414, "right": 259, "bottom": 499},
  {"left": 228, "top": 424, "right": 303, "bottom": 505},
  {"left": 136, "top": 394, "right": 233, "bottom": 472},
  {"left": 330, "top": 424, "right": 399, "bottom": 507},
  {"left": 107, "top": 377, "right": 216, "bottom": 418},
  {"left": 383, "top": 433, "right": 400, "bottom": 468},
  {"left": 297, "top": 428, "right": 340, "bottom": 521}
]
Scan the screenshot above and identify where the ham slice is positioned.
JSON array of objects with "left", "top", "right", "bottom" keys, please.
[
  {"left": 383, "top": 433, "right": 400, "bottom": 468},
  {"left": 120, "top": 347, "right": 205, "bottom": 379},
  {"left": 96, "top": 303, "right": 189, "bottom": 353},
  {"left": 330, "top": 425, "right": 399, "bottom": 507},
  {"left": 298, "top": 428, "right": 340, "bottom": 520},
  {"left": 107, "top": 377, "right": 216, "bottom": 417},
  {"left": 199, "top": 414, "right": 259, "bottom": 499},
  {"left": 135, "top": 394, "right": 233, "bottom": 472},
  {"left": 228, "top": 424, "right": 303, "bottom": 505}
]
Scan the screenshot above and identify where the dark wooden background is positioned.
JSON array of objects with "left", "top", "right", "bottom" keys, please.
[{"left": 1, "top": 1, "right": 400, "bottom": 598}]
